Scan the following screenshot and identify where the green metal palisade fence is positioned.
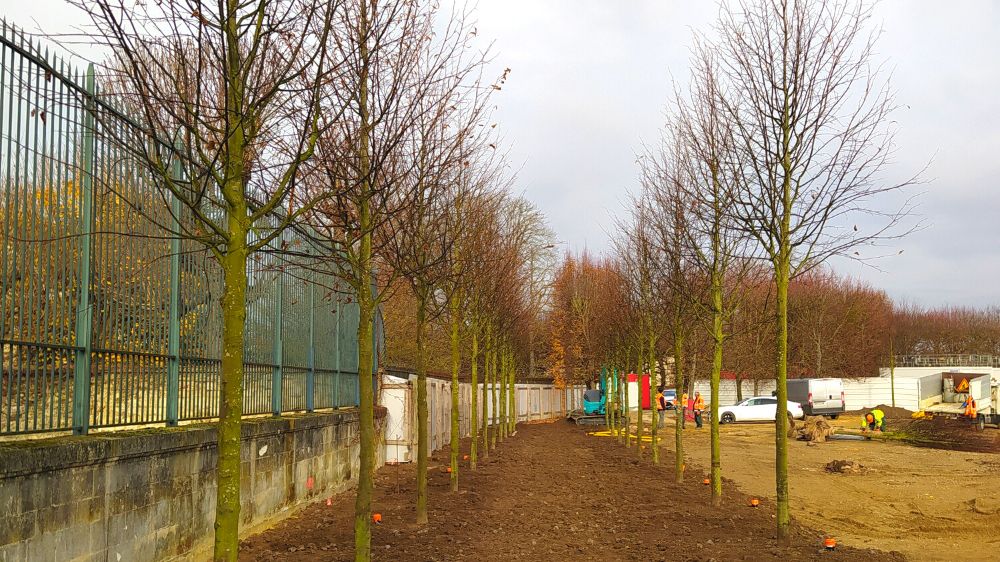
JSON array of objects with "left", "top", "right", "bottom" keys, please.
[{"left": 0, "top": 22, "right": 377, "bottom": 436}]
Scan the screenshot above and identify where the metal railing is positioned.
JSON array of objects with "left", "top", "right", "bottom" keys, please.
[
  {"left": 893, "top": 355, "right": 1000, "bottom": 369},
  {"left": 0, "top": 22, "right": 370, "bottom": 436}
]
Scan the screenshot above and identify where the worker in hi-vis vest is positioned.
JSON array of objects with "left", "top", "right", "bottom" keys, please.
[
  {"left": 861, "top": 409, "right": 885, "bottom": 432},
  {"left": 693, "top": 392, "right": 706, "bottom": 429}
]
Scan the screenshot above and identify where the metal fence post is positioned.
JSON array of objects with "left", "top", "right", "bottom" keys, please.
[
  {"left": 306, "top": 256, "right": 315, "bottom": 412},
  {"left": 333, "top": 298, "right": 341, "bottom": 407},
  {"left": 165, "top": 144, "right": 182, "bottom": 426},
  {"left": 271, "top": 250, "right": 284, "bottom": 416},
  {"left": 71, "top": 64, "right": 96, "bottom": 436}
]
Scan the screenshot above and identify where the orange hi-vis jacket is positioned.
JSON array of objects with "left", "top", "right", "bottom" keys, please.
[
  {"left": 965, "top": 396, "right": 977, "bottom": 418},
  {"left": 693, "top": 395, "right": 706, "bottom": 412}
]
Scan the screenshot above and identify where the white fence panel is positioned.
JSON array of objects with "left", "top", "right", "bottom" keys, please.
[
  {"left": 843, "top": 378, "right": 920, "bottom": 411},
  {"left": 384, "top": 373, "right": 584, "bottom": 462}
]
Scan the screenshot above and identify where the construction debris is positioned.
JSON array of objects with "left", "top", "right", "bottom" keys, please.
[{"left": 825, "top": 460, "right": 866, "bottom": 474}]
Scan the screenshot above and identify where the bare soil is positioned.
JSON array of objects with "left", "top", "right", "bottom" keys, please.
[
  {"left": 681, "top": 411, "right": 1000, "bottom": 561},
  {"left": 241, "top": 421, "right": 902, "bottom": 561}
]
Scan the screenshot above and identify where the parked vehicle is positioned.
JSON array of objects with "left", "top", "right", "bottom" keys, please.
[
  {"left": 717, "top": 396, "right": 804, "bottom": 424},
  {"left": 786, "top": 378, "right": 845, "bottom": 418},
  {"left": 661, "top": 389, "right": 678, "bottom": 409}
]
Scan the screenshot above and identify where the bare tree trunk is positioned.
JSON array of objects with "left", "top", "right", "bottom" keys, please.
[
  {"left": 774, "top": 254, "right": 791, "bottom": 544},
  {"left": 470, "top": 322, "right": 479, "bottom": 469},
  {"left": 507, "top": 351, "right": 516, "bottom": 435},
  {"left": 490, "top": 340, "right": 498, "bottom": 451},
  {"left": 649, "top": 327, "right": 659, "bottom": 465},
  {"left": 448, "top": 290, "right": 460, "bottom": 492},
  {"left": 353, "top": 9, "right": 376, "bottom": 556},
  {"left": 213, "top": 234, "right": 248, "bottom": 562},
  {"left": 499, "top": 346, "right": 508, "bottom": 441},
  {"left": 635, "top": 345, "right": 644, "bottom": 454},
  {"left": 673, "top": 326, "right": 685, "bottom": 483},
  {"left": 353, "top": 274, "right": 376, "bottom": 562},
  {"left": 603, "top": 367, "right": 611, "bottom": 430},
  {"left": 710, "top": 279, "right": 724, "bottom": 507},
  {"left": 623, "top": 361, "right": 631, "bottom": 447},
  {"left": 481, "top": 329, "right": 490, "bottom": 460},
  {"left": 415, "top": 292, "right": 429, "bottom": 523}
]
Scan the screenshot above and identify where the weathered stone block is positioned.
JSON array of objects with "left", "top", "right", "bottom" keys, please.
[{"left": 0, "top": 511, "right": 36, "bottom": 545}]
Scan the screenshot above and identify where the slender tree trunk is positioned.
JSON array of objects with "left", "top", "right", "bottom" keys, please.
[
  {"left": 481, "top": 329, "right": 490, "bottom": 459},
  {"left": 415, "top": 292, "right": 429, "bottom": 524},
  {"left": 353, "top": 269, "right": 376, "bottom": 562},
  {"left": 736, "top": 375, "right": 743, "bottom": 402},
  {"left": 673, "top": 318, "right": 685, "bottom": 483},
  {"left": 624, "top": 360, "right": 631, "bottom": 447},
  {"left": 470, "top": 322, "right": 479, "bottom": 469},
  {"left": 353, "top": 6, "right": 376, "bottom": 556},
  {"left": 635, "top": 344, "right": 643, "bottom": 454},
  {"left": 212, "top": 3, "right": 251, "bottom": 557},
  {"left": 710, "top": 281, "right": 724, "bottom": 507},
  {"left": 603, "top": 367, "right": 610, "bottom": 429},
  {"left": 213, "top": 231, "right": 248, "bottom": 562},
  {"left": 499, "top": 346, "right": 507, "bottom": 441},
  {"left": 490, "top": 345, "right": 498, "bottom": 450},
  {"left": 774, "top": 252, "right": 791, "bottom": 544},
  {"left": 648, "top": 327, "right": 659, "bottom": 465},
  {"left": 508, "top": 352, "right": 516, "bottom": 434},
  {"left": 448, "top": 290, "right": 460, "bottom": 492},
  {"left": 774, "top": 76, "right": 797, "bottom": 546},
  {"left": 614, "top": 367, "right": 622, "bottom": 441}
]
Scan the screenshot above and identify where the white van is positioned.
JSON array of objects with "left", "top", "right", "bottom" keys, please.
[{"left": 786, "top": 378, "right": 845, "bottom": 418}]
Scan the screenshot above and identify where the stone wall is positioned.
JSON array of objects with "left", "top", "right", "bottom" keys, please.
[{"left": 0, "top": 409, "right": 383, "bottom": 562}]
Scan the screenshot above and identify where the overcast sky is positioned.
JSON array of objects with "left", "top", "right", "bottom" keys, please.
[{"left": 7, "top": 1, "right": 1000, "bottom": 307}]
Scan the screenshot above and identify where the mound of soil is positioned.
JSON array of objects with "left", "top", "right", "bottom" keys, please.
[
  {"left": 240, "top": 422, "right": 904, "bottom": 561},
  {"left": 868, "top": 404, "right": 915, "bottom": 419},
  {"left": 844, "top": 405, "right": 914, "bottom": 422},
  {"left": 903, "top": 416, "right": 1000, "bottom": 453}
]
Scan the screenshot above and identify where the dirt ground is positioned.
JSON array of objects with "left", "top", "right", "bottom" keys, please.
[
  {"left": 240, "top": 421, "right": 902, "bottom": 561},
  {"left": 680, "top": 410, "right": 1000, "bottom": 561}
]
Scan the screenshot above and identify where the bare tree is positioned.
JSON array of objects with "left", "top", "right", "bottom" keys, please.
[
  {"left": 75, "top": 1, "right": 341, "bottom": 558},
  {"left": 303, "top": 1, "right": 489, "bottom": 557},
  {"left": 672, "top": 41, "right": 761, "bottom": 506},
  {"left": 642, "top": 133, "right": 695, "bottom": 483},
  {"left": 389, "top": 85, "right": 494, "bottom": 521},
  {"left": 711, "top": 0, "right": 918, "bottom": 543}
]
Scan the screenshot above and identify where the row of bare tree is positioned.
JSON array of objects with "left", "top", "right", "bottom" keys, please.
[
  {"left": 537, "top": 0, "right": 918, "bottom": 545},
  {"left": 71, "top": 0, "right": 560, "bottom": 560}
]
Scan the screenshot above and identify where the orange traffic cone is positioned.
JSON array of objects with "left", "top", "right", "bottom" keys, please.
[
  {"left": 824, "top": 537, "right": 836, "bottom": 551},
  {"left": 749, "top": 498, "right": 760, "bottom": 507},
  {"left": 372, "top": 513, "right": 382, "bottom": 524}
]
